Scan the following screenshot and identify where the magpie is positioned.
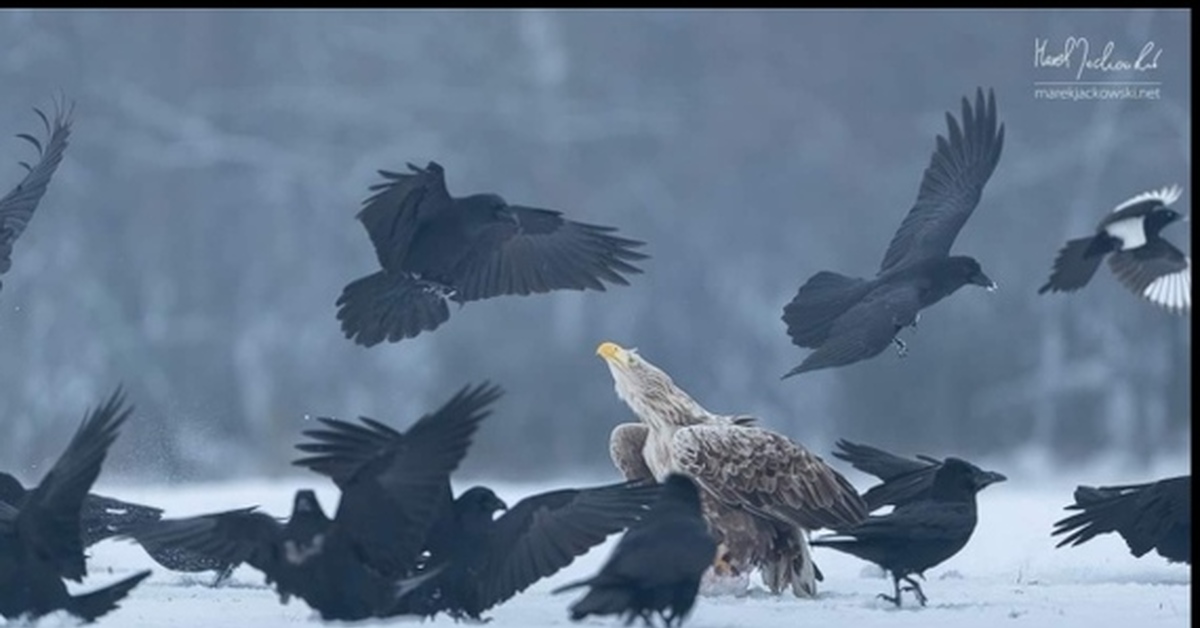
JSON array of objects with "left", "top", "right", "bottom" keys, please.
[{"left": 1039, "top": 184, "right": 1189, "bottom": 314}]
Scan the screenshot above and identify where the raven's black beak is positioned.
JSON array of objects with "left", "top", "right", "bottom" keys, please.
[
  {"left": 973, "top": 470, "right": 1007, "bottom": 490},
  {"left": 972, "top": 271, "right": 998, "bottom": 292},
  {"left": 492, "top": 496, "right": 509, "bottom": 513}
]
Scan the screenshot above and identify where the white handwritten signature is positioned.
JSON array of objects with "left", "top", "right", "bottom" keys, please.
[{"left": 1034, "top": 37, "right": 1161, "bottom": 81}]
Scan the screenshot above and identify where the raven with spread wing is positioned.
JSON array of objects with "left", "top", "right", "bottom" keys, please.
[
  {"left": 782, "top": 88, "right": 1004, "bottom": 377},
  {"left": 0, "top": 472, "right": 163, "bottom": 549},
  {"left": 0, "top": 100, "right": 73, "bottom": 294},
  {"left": 0, "top": 388, "right": 151, "bottom": 623},
  {"left": 337, "top": 161, "right": 648, "bottom": 346},
  {"left": 124, "top": 383, "right": 500, "bottom": 621},
  {"left": 294, "top": 398, "right": 658, "bottom": 621}
]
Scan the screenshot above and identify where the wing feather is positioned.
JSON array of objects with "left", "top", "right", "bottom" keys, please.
[
  {"left": 609, "top": 423, "right": 654, "bottom": 481},
  {"left": 671, "top": 425, "right": 867, "bottom": 532},
  {"left": 356, "top": 161, "right": 452, "bottom": 273},
  {"left": 449, "top": 205, "right": 647, "bottom": 302},
  {"left": 877, "top": 88, "right": 1005, "bottom": 273},
  {"left": 0, "top": 100, "right": 73, "bottom": 280}
]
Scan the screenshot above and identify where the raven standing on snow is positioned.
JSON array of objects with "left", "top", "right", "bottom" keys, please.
[
  {"left": 1038, "top": 185, "right": 1190, "bottom": 314},
  {"left": 809, "top": 458, "right": 1006, "bottom": 608},
  {"left": 782, "top": 88, "right": 1004, "bottom": 378},
  {"left": 0, "top": 101, "right": 73, "bottom": 294},
  {"left": 337, "top": 161, "right": 648, "bottom": 346},
  {"left": 1052, "top": 475, "right": 1190, "bottom": 565},
  {"left": 554, "top": 474, "right": 718, "bottom": 628},
  {"left": 0, "top": 388, "right": 152, "bottom": 623}
]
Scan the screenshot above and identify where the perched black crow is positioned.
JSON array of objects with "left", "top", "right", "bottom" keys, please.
[
  {"left": 1038, "top": 185, "right": 1190, "bottom": 314},
  {"left": 782, "top": 88, "right": 1004, "bottom": 378},
  {"left": 0, "top": 388, "right": 152, "bottom": 623},
  {"left": 336, "top": 161, "right": 648, "bottom": 346},
  {"left": 293, "top": 403, "right": 659, "bottom": 621},
  {"left": 124, "top": 383, "right": 501, "bottom": 621},
  {"left": 1052, "top": 475, "right": 1190, "bottom": 564},
  {"left": 554, "top": 474, "right": 717, "bottom": 628},
  {"left": 0, "top": 100, "right": 73, "bottom": 294},
  {"left": 0, "top": 471, "right": 163, "bottom": 548},
  {"left": 810, "top": 458, "right": 1006, "bottom": 607},
  {"left": 831, "top": 439, "right": 1006, "bottom": 512}
]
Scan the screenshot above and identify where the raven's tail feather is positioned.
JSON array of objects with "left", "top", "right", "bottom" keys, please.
[
  {"left": 782, "top": 271, "right": 871, "bottom": 349},
  {"left": 1038, "top": 236, "right": 1114, "bottom": 294},
  {"left": 67, "top": 570, "right": 152, "bottom": 622},
  {"left": 335, "top": 271, "right": 452, "bottom": 347}
]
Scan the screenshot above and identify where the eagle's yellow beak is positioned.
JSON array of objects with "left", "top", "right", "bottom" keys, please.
[{"left": 596, "top": 341, "right": 627, "bottom": 366}]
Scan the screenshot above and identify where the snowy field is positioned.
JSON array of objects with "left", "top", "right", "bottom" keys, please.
[{"left": 37, "top": 458, "right": 1191, "bottom": 628}]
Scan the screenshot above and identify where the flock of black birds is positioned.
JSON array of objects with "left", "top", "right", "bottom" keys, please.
[{"left": 0, "top": 84, "right": 1190, "bottom": 627}]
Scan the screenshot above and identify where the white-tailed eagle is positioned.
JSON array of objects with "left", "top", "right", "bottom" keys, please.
[{"left": 596, "top": 341, "right": 867, "bottom": 598}]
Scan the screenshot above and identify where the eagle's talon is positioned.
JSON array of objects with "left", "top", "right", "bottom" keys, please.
[{"left": 893, "top": 337, "right": 908, "bottom": 358}]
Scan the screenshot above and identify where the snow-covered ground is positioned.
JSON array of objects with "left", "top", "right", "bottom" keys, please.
[{"left": 39, "top": 461, "right": 1192, "bottom": 628}]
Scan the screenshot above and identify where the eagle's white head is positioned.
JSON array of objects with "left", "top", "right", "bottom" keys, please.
[{"left": 596, "top": 341, "right": 726, "bottom": 432}]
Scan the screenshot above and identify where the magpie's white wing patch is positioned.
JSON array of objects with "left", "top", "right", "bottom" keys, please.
[
  {"left": 1111, "top": 184, "right": 1184, "bottom": 214},
  {"left": 1103, "top": 215, "right": 1148, "bottom": 250}
]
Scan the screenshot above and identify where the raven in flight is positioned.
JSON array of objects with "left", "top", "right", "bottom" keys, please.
[
  {"left": 0, "top": 100, "right": 73, "bottom": 294},
  {"left": 831, "top": 439, "right": 1006, "bottom": 512},
  {"left": 555, "top": 474, "right": 718, "bottom": 628},
  {"left": 782, "top": 88, "right": 1004, "bottom": 377},
  {"left": 1052, "top": 475, "right": 1190, "bottom": 565},
  {"left": 337, "top": 161, "right": 648, "bottom": 346},
  {"left": 124, "top": 383, "right": 500, "bottom": 621},
  {"left": 294, "top": 403, "right": 659, "bottom": 621},
  {"left": 1038, "top": 184, "right": 1189, "bottom": 314},
  {"left": 0, "top": 388, "right": 152, "bottom": 623},
  {"left": 810, "top": 458, "right": 1005, "bottom": 607}
]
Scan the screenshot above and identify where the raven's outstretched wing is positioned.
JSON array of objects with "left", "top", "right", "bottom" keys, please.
[
  {"left": 449, "top": 205, "right": 648, "bottom": 302},
  {"left": 356, "top": 161, "right": 453, "bottom": 273},
  {"left": 324, "top": 383, "right": 502, "bottom": 578},
  {"left": 877, "top": 88, "right": 1005, "bottom": 273},
  {"left": 17, "top": 387, "right": 131, "bottom": 582},
  {"left": 0, "top": 100, "right": 73, "bottom": 282},
  {"left": 469, "top": 480, "right": 659, "bottom": 613}
]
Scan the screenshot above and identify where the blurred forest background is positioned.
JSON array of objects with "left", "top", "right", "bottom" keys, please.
[{"left": 0, "top": 9, "right": 1190, "bottom": 484}]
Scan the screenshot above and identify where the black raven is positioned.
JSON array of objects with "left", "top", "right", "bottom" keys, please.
[
  {"left": 336, "top": 161, "right": 648, "bottom": 346},
  {"left": 293, "top": 403, "right": 659, "bottom": 621},
  {"left": 809, "top": 458, "right": 1006, "bottom": 607},
  {"left": 0, "top": 471, "right": 163, "bottom": 548},
  {"left": 1038, "top": 185, "right": 1189, "bottom": 314},
  {"left": 0, "top": 100, "right": 73, "bottom": 294},
  {"left": 124, "top": 383, "right": 501, "bottom": 621},
  {"left": 554, "top": 474, "right": 717, "bottom": 628},
  {"left": 0, "top": 388, "right": 152, "bottom": 623},
  {"left": 782, "top": 88, "right": 1004, "bottom": 378},
  {"left": 831, "top": 439, "right": 1007, "bottom": 512},
  {"left": 1052, "top": 475, "right": 1190, "bottom": 565}
]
